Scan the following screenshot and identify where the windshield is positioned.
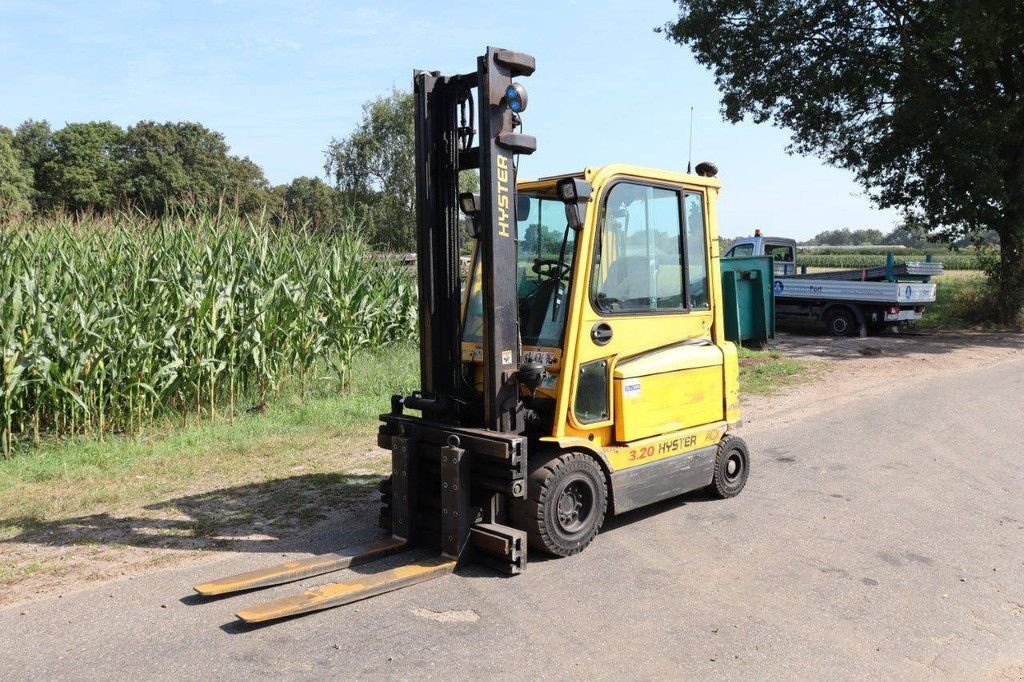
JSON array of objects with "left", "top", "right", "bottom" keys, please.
[{"left": 463, "top": 194, "right": 577, "bottom": 348}]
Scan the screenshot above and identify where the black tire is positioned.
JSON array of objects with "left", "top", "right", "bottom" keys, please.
[
  {"left": 825, "top": 307, "right": 857, "bottom": 337},
  {"left": 709, "top": 435, "right": 750, "bottom": 499},
  {"left": 513, "top": 452, "right": 608, "bottom": 557}
]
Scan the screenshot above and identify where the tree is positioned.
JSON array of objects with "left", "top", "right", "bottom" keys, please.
[
  {"left": 275, "top": 176, "right": 346, "bottom": 231},
  {"left": 12, "top": 119, "right": 53, "bottom": 209},
  {"left": 120, "top": 121, "right": 235, "bottom": 214},
  {"left": 0, "top": 127, "right": 33, "bottom": 219},
  {"left": 41, "top": 121, "right": 125, "bottom": 213},
  {"left": 324, "top": 89, "right": 481, "bottom": 249},
  {"left": 663, "top": 1, "right": 1024, "bottom": 324},
  {"left": 883, "top": 220, "right": 932, "bottom": 248},
  {"left": 324, "top": 89, "right": 416, "bottom": 248},
  {"left": 804, "top": 227, "right": 885, "bottom": 246},
  {"left": 221, "top": 155, "right": 271, "bottom": 215}
]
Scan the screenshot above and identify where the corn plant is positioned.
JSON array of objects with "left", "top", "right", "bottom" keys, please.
[{"left": 0, "top": 211, "right": 417, "bottom": 457}]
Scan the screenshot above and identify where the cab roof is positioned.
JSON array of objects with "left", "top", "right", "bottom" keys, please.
[{"left": 518, "top": 164, "right": 722, "bottom": 193}]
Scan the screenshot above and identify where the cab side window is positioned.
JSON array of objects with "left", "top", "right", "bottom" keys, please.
[
  {"left": 727, "top": 243, "right": 754, "bottom": 258},
  {"left": 684, "top": 192, "right": 709, "bottom": 309},
  {"left": 591, "top": 182, "right": 685, "bottom": 313},
  {"left": 765, "top": 244, "right": 794, "bottom": 262}
]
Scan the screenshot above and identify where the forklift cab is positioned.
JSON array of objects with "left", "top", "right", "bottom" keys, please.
[{"left": 461, "top": 165, "right": 740, "bottom": 477}]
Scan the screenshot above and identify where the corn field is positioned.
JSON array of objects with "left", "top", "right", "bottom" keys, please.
[
  {"left": 0, "top": 212, "right": 417, "bottom": 456},
  {"left": 796, "top": 253, "right": 984, "bottom": 270}
]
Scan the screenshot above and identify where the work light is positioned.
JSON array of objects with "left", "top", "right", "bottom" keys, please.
[
  {"left": 505, "top": 82, "right": 528, "bottom": 113},
  {"left": 459, "top": 192, "right": 481, "bottom": 217},
  {"left": 555, "top": 178, "right": 592, "bottom": 230},
  {"left": 556, "top": 177, "right": 591, "bottom": 204}
]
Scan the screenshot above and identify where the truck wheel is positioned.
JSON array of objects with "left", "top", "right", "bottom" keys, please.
[
  {"left": 709, "top": 435, "right": 750, "bottom": 499},
  {"left": 515, "top": 452, "right": 608, "bottom": 557},
  {"left": 825, "top": 307, "right": 857, "bottom": 336}
]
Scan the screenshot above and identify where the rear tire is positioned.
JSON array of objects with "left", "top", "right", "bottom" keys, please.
[
  {"left": 513, "top": 452, "right": 608, "bottom": 557},
  {"left": 709, "top": 435, "right": 750, "bottom": 499},
  {"left": 825, "top": 307, "right": 857, "bottom": 337}
]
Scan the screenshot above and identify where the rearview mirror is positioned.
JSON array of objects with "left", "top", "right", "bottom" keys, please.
[{"left": 516, "top": 195, "right": 531, "bottom": 222}]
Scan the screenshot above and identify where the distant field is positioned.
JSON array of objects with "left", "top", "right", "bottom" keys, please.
[{"left": 796, "top": 252, "right": 984, "bottom": 270}]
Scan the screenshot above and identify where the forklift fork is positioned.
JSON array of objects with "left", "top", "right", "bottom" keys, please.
[
  {"left": 192, "top": 536, "right": 407, "bottom": 597},
  {"left": 193, "top": 430, "right": 524, "bottom": 623}
]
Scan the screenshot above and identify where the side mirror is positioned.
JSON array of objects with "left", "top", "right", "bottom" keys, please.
[
  {"left": 555, "top": 177, "right": 592, "bottom": 230},
  {"left": 516, "top": 195, "right": 531, "bottom": 222}
]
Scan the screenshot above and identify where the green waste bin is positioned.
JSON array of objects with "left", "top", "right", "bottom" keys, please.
[{"left": 720, "top": 256, "right": 775, "bottom": 346}]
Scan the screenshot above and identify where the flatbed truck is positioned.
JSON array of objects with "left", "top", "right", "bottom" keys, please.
[{"left": 724, "top": 235, "right": 942, "bottom": 336}]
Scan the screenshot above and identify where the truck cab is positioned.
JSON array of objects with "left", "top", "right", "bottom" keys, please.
[{"left": 724, "top": 234, "right": 797, "bottom": 276}]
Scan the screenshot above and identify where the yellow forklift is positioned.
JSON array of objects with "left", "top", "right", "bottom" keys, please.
[{"left": 194, "top": 47, "right": 750, "bottom": 623}]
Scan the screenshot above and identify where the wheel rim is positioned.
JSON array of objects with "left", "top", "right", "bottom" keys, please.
[
  {"left": 832, "top": 316, "right": 849, "bottom": 334},
  {"left": 556, "top": 479, "right": 594, "bottom": 534},
  {"left": 725, "top": 452, "right": 744, "bottom": 482}
]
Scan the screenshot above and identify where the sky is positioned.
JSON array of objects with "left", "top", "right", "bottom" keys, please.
[{"left": 0, "top": 0, "right": 902, "bottom": 240}]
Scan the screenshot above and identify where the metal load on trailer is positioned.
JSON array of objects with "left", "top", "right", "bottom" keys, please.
[{"left": 782, "top": 256, "right": 944, "bottom": 282}]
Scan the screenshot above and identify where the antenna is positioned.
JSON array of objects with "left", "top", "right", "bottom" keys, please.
[{"left": 686, "top": 106, "right": 694, "bottom": 174}]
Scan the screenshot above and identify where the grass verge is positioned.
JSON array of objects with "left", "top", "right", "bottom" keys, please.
[
  {"left": 0, "top": 345, "right": 419, "bottom": 530},
  {"left": 1, "top": 340, "right": 814, "bottom": 527},
  {"left": 737, "top": 346, "right": 813, "bottom": 395},
  {"left": 914, "top": 270, "right": 1001, "bottom": 330}
]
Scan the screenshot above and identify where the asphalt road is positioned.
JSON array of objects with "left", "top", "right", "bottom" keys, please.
[{"left": 2, "top": 356, "right": 1023, "bottom": 679}]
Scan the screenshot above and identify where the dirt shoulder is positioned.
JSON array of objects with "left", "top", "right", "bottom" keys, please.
[
  {"left": 741, "top": 329, "right": 1023, "bottom": 435},
  {"left": 1, "top": 329, "right": 1020, "bottom": 609}
]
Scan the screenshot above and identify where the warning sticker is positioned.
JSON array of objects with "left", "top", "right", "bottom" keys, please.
[{"left": 623, "top": 378, "right": 641, "bottom": 399}]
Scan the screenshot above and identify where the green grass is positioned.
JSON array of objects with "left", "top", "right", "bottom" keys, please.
[
  {"left": 914, "top": 270, "right": 1001, "bottom": 330},
  {"left": 0, "top": 344, "right": 419, "bottom": 524},
  {"left": 737, "top": 346, "right": 812, "bottom": 395}
]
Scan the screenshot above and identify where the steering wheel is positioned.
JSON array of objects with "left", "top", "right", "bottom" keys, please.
[
  {"left": 595, "top": 292, "right": 622, "bottom": 311},
  {"left": 531, "top": 259, "right": 569, "bottom": 279}
]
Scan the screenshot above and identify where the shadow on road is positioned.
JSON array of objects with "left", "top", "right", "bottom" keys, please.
[
  {"left": 1, "top": 472, "right": 382, "bottom": 556},
  {"left": 772, "top": 327, "right": 1022, "bottom": 361}
]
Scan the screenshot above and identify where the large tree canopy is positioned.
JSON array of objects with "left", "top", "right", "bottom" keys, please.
[
  {"left": 119, "top": 121, "right": 269, "bottom": 214},
  {"left": 0, "top": 119, "right": 274, "bottom": 218},
  {"left": 663, "top": 0, "right": 1024, "bottom": 323},
  {"left": 41, "top": 121, "right": 125, "bottom": 213}
]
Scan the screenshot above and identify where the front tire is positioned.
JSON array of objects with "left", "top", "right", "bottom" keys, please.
[{"left": 515, "top": 452, "right": 608, "bottom": 557}]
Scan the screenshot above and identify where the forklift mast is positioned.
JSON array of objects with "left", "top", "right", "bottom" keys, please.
[{"left": 411, "top": 46, "right": 537, "bottom": 432}]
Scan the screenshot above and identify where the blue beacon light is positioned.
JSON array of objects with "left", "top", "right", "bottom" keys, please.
[{"left": 505, "top": 83, "right": 528, "bottom": 113}]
